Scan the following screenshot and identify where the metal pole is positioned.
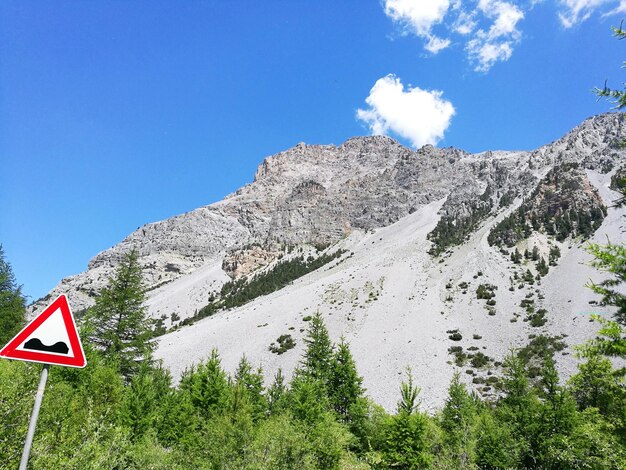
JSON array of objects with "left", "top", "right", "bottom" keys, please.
[{"left": 19, "top": 364, "right": 49, "bottom": 470}]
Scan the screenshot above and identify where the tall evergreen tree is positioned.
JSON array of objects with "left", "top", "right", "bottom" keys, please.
[
  {"left": 120, "top": 363, "right": 172, "bottom": 441},
  {"left": 498, "top": 353, "right": 538, "bottom": 466},
  {"left": 267, "top": 368, "right": 287, "bottom": 415},
  {"left": 0, "top": 245, "right": 26, "bottom": 345},
  {"left": 86, "top": 249, "right": 154, "bottom": 380},
  {"left": 534, "top": 358, "right": 579, "bottom": 464},
  {"left": 297, "top": 312, "right": 334, "bottom": 388},
  {"left": 328, "top": 338, "right": 365, "bottom": 423},
  {"left": 381, "top": 368, "right": 431, "bottom": 468},
  {"left": 586, "top": 242, "right": 626, "bottom": 325},
  {"left": 440, "top": 373, "right": 480, "bottom": 468},
  {"left": 234, "top": 355, "right": 267, "bottom": 422},
  {"left": 180, "top": 348, "right": 230, "bottom": 419}
]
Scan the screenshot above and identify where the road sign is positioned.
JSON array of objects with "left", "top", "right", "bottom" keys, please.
[{"left": 0, "top": 294, "right": 87, "bottom": 368}]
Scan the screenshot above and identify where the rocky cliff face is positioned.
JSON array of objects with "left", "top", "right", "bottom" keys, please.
[{"left": 33, "top": 113, "right": 626, "bottom": 320}]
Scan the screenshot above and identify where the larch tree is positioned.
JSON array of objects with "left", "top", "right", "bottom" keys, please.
[
  {"left": 0, "top": 245, "right": 26, "bottom": 346},
  {"left": 86, "top": 249, "right": 154, "bottom": 380},
  {"left": 296, "top": 311, "right": 334, "bottom": 387},
  {"left": 328, "top": 337, "right": 365, "bottom": 426}
]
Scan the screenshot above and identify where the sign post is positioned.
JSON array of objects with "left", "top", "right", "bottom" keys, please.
[
  {"left": 0, "top": 294, "right": 86, "bottom": 469},
  {"left": 19, "top": 364, "right": 49, "bottom": 470}
]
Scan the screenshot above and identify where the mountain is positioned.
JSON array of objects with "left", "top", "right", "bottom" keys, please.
[{"left": 33, "top": 113, "right": 626, "bottom": 409}]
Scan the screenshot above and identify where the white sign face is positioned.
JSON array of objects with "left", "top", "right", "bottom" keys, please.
[{"left": 15, "top": 307, "right": 74, "bottom": 357}]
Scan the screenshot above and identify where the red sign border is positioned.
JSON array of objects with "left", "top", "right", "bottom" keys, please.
[{"left": 0, "top": 294, "right": 87, "bottom": 368}]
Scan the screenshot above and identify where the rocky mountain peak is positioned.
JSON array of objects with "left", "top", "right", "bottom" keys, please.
[{"left": 33, "top": 113, "right": 626, "bottom": 318}]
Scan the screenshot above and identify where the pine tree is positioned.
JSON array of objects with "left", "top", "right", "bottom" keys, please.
[
  {"left": 536, "top": 256, "right": 549, "bottom": 277},
  {"left": 586, "top": 242, "right": 626, "bottom": 325},
  {"left": 328, "top": 338, "right": 365, "bottom": 425},
  {"left": 397, "top": 367, "right": 420, "bottom": 414},
  {"left": 288, "top": 374, "right": 330, "bottom": 425},
  {"left": 381, "top": 368, "right": 431, "bottom": 468},
  {"left": 120, "top": 363, "right": 172, "bottom": 440},
  {"left": 267, "top": 368, "right": 287, "bottom": 415},
  {"left": 440, "top": 373, "right": 479, "bottom": 468},
  {"left": 475, "top": 411, "right": 521, "bottom": 469},
  {"left": 180, "top": 348, "right": 230, "bottom": 419},
  {"left": 297, "top": 311, "right": 334, "bottom": 388},
  {"left": 0, "top": 245, "right": 26, "bottom": 345},
  {"left": 594, "top": 22, "right": 626, "bottom": 110},
  {"left": 86, "top": 249, "right": 154, "bottom": 380},
  {"left": 531, "top": 246, "right": 540, "bottom": 261},
  {"left": 569, "top": 353, "right": 625, "bottom": 418},
  {"left": 549, "top": 245, "right": 561, "bottom": 265},
  {"left": 234, "top": 355, "right": 267, "bottom": 421},
  {"left": 535, "top": 359, "right": 578, "bottom": 455}
]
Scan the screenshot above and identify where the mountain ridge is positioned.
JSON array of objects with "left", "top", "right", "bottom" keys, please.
[{"left": 31, "top": 113, "right": 626, "bottom": 407}]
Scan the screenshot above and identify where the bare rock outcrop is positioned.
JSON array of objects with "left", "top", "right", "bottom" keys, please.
[{"left": 32, "top": 113, "right": 626, "bottom": 317}]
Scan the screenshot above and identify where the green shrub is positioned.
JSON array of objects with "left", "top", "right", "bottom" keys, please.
[{"left": 269, "top": 334, "right": 296, "bottom": 354}]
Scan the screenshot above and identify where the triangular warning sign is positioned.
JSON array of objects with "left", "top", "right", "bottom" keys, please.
[{"left": 0, "top": 294, "right": 87, "bottom": 368}]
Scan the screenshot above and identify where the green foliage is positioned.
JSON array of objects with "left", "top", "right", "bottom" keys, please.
[
  {"left": 536, "top": 256, "right": 549, "bottom": 276},
  {"left": 586, "top": 242, "right": 626, "bottom": 325},
  {"left": 0, "top": 245, "right": 26, "bottom": 345},
  {"left": 448, "top": 329, "right": 462, "bottom": 341},
  {"left": 528, "top": 308, "right": 548, "bottom": 327},
  {"left": 569, "top": 353, "right": 626, "bottom": 417},
  {"left": 448, "top": 345, "right": 468, "bottom": 366},
  {"left": 296, "top": 312, "right": 335, "bottom": 388},
  {"left": 179, "top": 348, "right": 230, "bottom": 420},
  {"left": 184, "top": 249, "right": 346, "bottom": 325},
  {"left": 1, "top": 302, "right": 626, "bottom": 468},
  {"left": 0, "top": 360, "right": 39, "bottom": 466},
  {"left": 510, "top": 247, "right": 522, "bottom": 264},
  {"left": 475, "top": 410, "right": 521, "bottom": 469},
  {"left": 85, "top": 250, "right": 154, "bottom": 380},
  {"left": 476, "top": 283, "right": 496, "bottom": 300},
  {"left": 119, "top": 363, "right": 172, "bottom": 440},
  {"left": 2, "top": 238, "right": 626, "bottom": 467},
  {"left": 246, "top": 414, "right": 316, "bottom": 469},
  {"left": 469, "top": 352, "right": 491, "bottom": 369},
  {"left": 269, "top": 334, "right": 296, "bottom": 354},
  {"left": 594, "top": 22, "right": 626, "bottom": 111},
  {"left": 517, "top": 334, "right": 567, "bottom": 379},
  {"left": 610, "top": 166, "right": 626, "bottom": 206},
  {"left": 381, "top": 368, "right": 431, "bottom": 468},
  {"left": 439, "top": 373, "right": 480, "bottom": 467},
  {"left": 428, "top": 188, "right": 493, "bottom": 256},
  {"left": 234, "top": 355, "right": 267, "bottom": 422},
  {"left": 329, "top": 338, "right": 366, "bottom": 427},
  {"left": 489, "top": 164, "right": 606, "bottom": 247},
  {"left": 549, "top": 245, "right": 562, "bottom": 265},
  {"left": 522, "top": 268, "right": 535, "bottom": 284}
]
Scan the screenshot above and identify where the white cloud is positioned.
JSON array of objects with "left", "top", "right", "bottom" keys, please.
[
  {"left": 558, "top": 0, "right": 618, "bottom": 27},
  {"left": 467, "top": 0, "right": 524, "bottom": 72},
  {"left": 379, "top": 0, "right": 626, "bottom": 72},
  {"left": 384, "top": 0, "right": 452, "bottom": 53},
  {"left": 425, "top": 35, "right": 452, "bottom": 53},
  {"left": 453, "top": 11, "right": 477, "bottom": 35},
  {"left": 383, "top": 0, "right": 524, "bottom": 71},
  {"left": 356, "top": 75, "right": 455, "bottom": 148}
]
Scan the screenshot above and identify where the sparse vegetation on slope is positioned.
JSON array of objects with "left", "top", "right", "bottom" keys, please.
[
  {"left": 269, "top": 334, "right": 296, "bottom": 354},
  {"left": 180, "top": 249, "right": 346, "bottom": 326},
  {"left": 427, "top": 186, "right": 494, "bottom": 256},
  {"left": 2, "top": 240, "right": 626, "bottom": 469},
  {"left": 489, "top": 163, "right": 607, "bottom": 247}
]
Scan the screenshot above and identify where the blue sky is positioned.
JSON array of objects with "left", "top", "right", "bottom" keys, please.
[{"left": 1, "top": 0, "right": 624, "bottom": 302}]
